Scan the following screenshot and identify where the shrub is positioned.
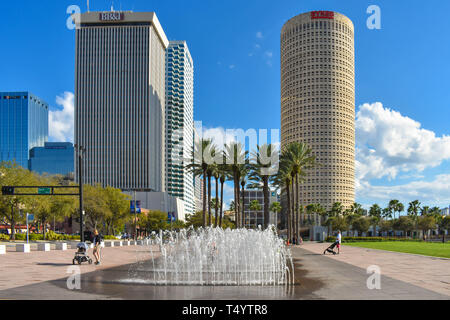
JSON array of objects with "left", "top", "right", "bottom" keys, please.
[
  {"left": 13, "top": 233, "right": 26, "bottom": 240},
  {"left": 103, "top": 235, "right": 117, "bottom": 240},
  {"left": 45, "top": 230, "right": 63, "bottom": 241},
  {"left": 0, "top": 234, "right": 9, "bottom": 241},
  {"left": 326, "top": 236, "right": 423, "bottom": 243},
  {"left": 29, "top": 234, "right": 43, "bottom": 241}
]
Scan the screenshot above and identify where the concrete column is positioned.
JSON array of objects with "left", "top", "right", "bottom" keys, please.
[
  {"left": 55, "top": 243, "right": 67, "bottom": 251},
  {"left": 37, "top": 243, "right": 51, "bottom": 251},
  {"left": 0, "top": 245, "right": 5, "bottom": 254},
  {"left": 16, "top": 243, "right": 30, "bottom": 252}
]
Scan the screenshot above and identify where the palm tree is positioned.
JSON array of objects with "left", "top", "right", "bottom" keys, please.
[
  {"left": 248, "top": 144, "right": 278, "bottom": 229},
  {"left": 407, "top": 200, "right": 421, "bottom": 237},
  {"left": 271, "top": 159, "right": 293, "bottom": 242},
  {"left": 270, "top": 201, "right": 282, "bottom": 227},
  {"left": 283, "top": 142, "right": 317, "bottom": 243},
  {"left": 239, "top": 165, "right": 250, "bottom": 228},
  {"left": 249, "top": 200, "right": 262, "bottom": 228},
  {"left": 217, "top": 158, "right": 230, "bottom": 228},
  {"left": 224, "top": 142, "right": 248, "bottom": 228},
  {"left": 388, "top": 199, "right": 404, "bottom": 220},
  {"left": 369, "top": 204, "right": 382, "bottom": 236},
  {"left": 185, "top": 138, "right": 213, "bottom": 227}
]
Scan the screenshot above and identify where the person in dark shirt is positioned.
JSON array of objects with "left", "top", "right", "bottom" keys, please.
[{"left": 92, "top": 229, "right": 103, "bottom": 265}]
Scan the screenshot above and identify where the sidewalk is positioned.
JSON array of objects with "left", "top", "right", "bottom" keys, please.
[
  {"left": 0, "top": 245, "right": 159, "bottom": 291},
  {"left": 299, "top": 242, "right": 450, "bottom": 297}
]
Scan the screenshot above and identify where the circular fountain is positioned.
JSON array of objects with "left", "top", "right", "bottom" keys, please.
[{"left": 127, "top": 226, "right": 294, "bottom": 286}]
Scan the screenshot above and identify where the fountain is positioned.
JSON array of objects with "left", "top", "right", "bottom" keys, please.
[{"left": 126, "top": 226, "right": 294, "bottom": 286}]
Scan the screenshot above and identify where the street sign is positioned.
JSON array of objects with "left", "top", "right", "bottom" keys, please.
[
  {"left": 38, "top": 187, "right": 51, "bottom": 195},
  {"left": 1, "top": 186, "right": 14, "bottom": 195},
  {"left": 27, "top": 213, "right": 34, "bottom": 221},
  {"left": 130, "top": 200, "right": 141, "bottom": 213}
]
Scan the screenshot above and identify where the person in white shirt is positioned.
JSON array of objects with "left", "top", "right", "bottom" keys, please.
[{"left": 336, "top": 230, "right": 342, "bottom": 254}]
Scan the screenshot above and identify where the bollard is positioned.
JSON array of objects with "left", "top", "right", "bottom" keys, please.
[
  {"left": 123, "top": 240, "right": 130, "bottom": 246},
  {"left": 105, "top": 241, "right": 114, "bottom": 247},
  {"left": 16, "top": 243, "right": 30, "bottom": 253},
  {"left": 55, "top": 243, "right": 67, "bottom": 251},
  {"left": 0, "top": 245, "right": 5, "bottom": 254},
  {"left": 38, "top": 243, "right": 51, "bottom": 251},
  {"left": 114, "top": 241, "right": 123, "bottom": 247}
]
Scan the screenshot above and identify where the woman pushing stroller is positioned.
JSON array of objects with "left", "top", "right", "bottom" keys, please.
[{"left": 323, "top": 230, "right": 341, "bottom": 255}]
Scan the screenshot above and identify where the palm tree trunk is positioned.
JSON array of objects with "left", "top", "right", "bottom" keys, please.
[
  {"left": 241, "top": 186, "right": 245, "bottom": 228},
  {"left": 214, "top": 176, "right": 219, "bottom": 227},
  {"left": 219, "top": 179, "right": 224, "bottom": 228},
  {"left": 207, "top": 173, "right": 212, "bottom": 226},
  {"left": 234, "top": 174, "right": 240, "bottom": 228},
  {"left": 285, "top": 181, "right": 291, "bottom": 243},
  {"left": 263, "top": 177, "right": 269, "bottom": 229},
  {"left": 290, "top": 179, "right": 295, "bottom": 243},
  {"left": 202, "top": 169, "right": 207, "bottom": 227},
  {"left": 295, "top": 174, "right": 300, "bottom": 242}
]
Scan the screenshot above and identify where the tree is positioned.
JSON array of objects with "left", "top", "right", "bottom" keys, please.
[
  {"left": 83, "top": 184, "right": 109, "bottom": 232},
  {"left": 0, "top": 162, "right": 38, "bottom": 239},
  {"left": 270, "top": 156, "right": 293, "bottom": 242},
  {"left": 369, "top": 204, "right": 382, "bottom": 236},
  {"left": 352, "top": 217, "right": 370, "bottom": 236},
  {"left": 379, "top": 219, "right": 393, "bottom": 236},
  {"left": 103, "top": 186, "right": 131, "bottom": 235},
  {"left": 282, "top": 142, "right": 317, "bottom": 242},
  {"left": 437, "top": 215, "right": 450, "bottom": 243},
  {"left": 185, "top": 138, "right": 214, "bottom": 227},
  {"left": 225, "top": 142, "right": 248, "bottom": 229},
  {"left": 144, "top": 211, "right": 170, "bottom": 232},
  {"left": 388, "top": 199, "right": 404, "bottom": 220},
  {"left": 417, "top": 215, "right": 436, "bottom": 240},
  {"left": 248, "top": 144, "right": 278, "bottom": 229},
  {"left": 270, "top": 201, "right": 282, "bottom": 227},
  {"left": 393, "top": 216, "right": 415, "bottom": 237},
  {"left": 248, "top": 200, "right": 262, "bottom": 228}
]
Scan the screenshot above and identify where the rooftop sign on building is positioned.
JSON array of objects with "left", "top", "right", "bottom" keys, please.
[
  {"left": 99, "top": 12, "right": 125, "bottom": 21},
  {"left": 311, "top": 11, "right": 334, "bottom": 20}
]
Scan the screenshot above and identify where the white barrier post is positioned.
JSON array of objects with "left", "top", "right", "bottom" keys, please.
[
  {"left": 16, "top": 243, "right": 30, "bottom": 252},
  {"left": 37, "top": 243, "right": 51, "bottom": 251},
  {"left": 55, "top": 243, "right": 67, "bottom": 251}
]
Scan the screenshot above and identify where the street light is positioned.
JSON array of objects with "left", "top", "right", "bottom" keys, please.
[{"left": 74, "top": 144, "right": 86, "bottom": 242}]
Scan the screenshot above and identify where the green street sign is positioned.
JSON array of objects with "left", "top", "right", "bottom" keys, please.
[{"left": 38, "top": 187, "right": 51, "bottom": 195}]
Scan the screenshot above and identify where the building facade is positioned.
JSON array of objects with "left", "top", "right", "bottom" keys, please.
[
  {"left": 241, "top": 189, "right": 278, "bottom": 228},
  {"left": 29, "top": 142, "right": 74, "bottom": 176},
  {"left": 0, "top": 92, "right": 48, "bottom": 169},
  {"left": 280, "top": 11, "right": 355, "bottom": 210},
  {"left": 73, "top": 11, "right": 169, "bottom": 191},
  {"left": 165, "top": 40, "right": 195, "bottom": 215}
]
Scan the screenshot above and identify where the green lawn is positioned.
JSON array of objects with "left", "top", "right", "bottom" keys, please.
[{"left": 344, "top": 241, "right": 450, "bottom": 259}]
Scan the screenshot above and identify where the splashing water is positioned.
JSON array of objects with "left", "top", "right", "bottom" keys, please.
[{"left": 128, "top": 226, "right": 294, "bottom": 286}]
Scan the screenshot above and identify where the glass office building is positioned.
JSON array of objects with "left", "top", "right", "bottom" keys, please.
[
  {"left": 29, "top": 142, "right": 74, "bottom": 176},
  {"left": 0, "top": 92, "right": 48, "bottom": 169}
]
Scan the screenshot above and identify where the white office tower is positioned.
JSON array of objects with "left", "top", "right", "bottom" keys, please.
[
  {"left": 74, "top": 11, "right": 169, "bottom": 191},
  {"left": 165, "top": 41, "right": 195, "bottom": 215}
]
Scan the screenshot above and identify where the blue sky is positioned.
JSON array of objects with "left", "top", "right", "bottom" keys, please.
[{"left": 0, "top": 0, "right": 449, "bottom": 210}]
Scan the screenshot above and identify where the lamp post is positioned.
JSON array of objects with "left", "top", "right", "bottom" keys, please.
[{"left": 75, "top": 144, "right": 86, "bottom": 242}]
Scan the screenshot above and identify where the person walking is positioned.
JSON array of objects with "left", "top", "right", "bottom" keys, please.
[{"left": 92, "top": 229, "right": 103, "bottom": 265}]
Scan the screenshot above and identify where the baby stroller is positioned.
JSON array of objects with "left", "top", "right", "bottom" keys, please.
[
  {"left": 323, "top": 240, "right": 339, "bottom": 255},
  {"left": 73, "top": 242, "right": 93, "bottom": 265}
]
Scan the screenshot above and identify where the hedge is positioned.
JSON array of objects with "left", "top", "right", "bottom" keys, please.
[
  {"left": 326, "top": 236, "right": 423, "bottom": 243},
  {"left": 0, "top": 233, "right": 80, "bottom": 241}
]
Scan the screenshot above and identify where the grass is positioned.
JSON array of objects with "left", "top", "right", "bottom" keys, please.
[{"left": 344, "top": 241, "right": 450, "bottom": 259}]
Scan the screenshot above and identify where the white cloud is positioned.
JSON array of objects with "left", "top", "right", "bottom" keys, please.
[
  {"left": 355, "top": 102, "right": 450, "bottom": 206},
  {"left": 256, "top": 31, "right": 263, "bottom": 39},
  {"left": 229, "top": 64, "right": 235, "bottom": 69},
  {"left": 357, "top": 174, "right": 450, "bottom": 206},
  {"left": 356, "top": 102, "right": 450, "bottom": 182},
  {"left": 49, "top": 92, "right": 74, "bottom": 142}
]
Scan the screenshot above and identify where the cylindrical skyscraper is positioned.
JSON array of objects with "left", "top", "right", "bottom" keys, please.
[{"left": 280, "top": 11, "right": 355, "bottom": 210}]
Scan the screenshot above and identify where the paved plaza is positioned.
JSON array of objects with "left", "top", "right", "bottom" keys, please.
[{"left": 0, "top": 242, "right": 448, "bottom": 299}]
